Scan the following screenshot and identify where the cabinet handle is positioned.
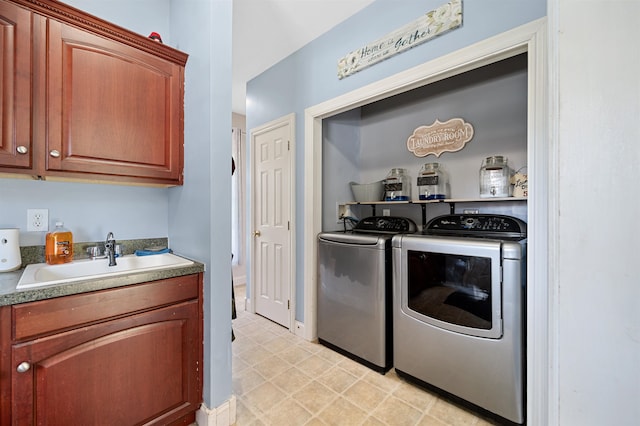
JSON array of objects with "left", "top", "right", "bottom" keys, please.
[
  {"left": 16, "top": 145, "right": 28, "bottom": 155},
  {"left": 49, "top": 150, "right": 61, "bottom": 158},
  {"left": 253, "top": 231, "right": 261, "bottom": 237},
  {"left": 16, "top": 362, "right": 31, "bottom": 373}
]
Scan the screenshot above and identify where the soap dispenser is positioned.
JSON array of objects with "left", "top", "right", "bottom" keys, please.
[{"left": 45, "top": 222, "right": 74, "bottom": 265}]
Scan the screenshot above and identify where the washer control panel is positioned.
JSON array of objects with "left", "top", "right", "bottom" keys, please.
[
  {"left": 425, "top": 214, "right": 527, "bottom": 240},
  {"left": 354, "top": 216, "right": 417, "bottom": 234}
]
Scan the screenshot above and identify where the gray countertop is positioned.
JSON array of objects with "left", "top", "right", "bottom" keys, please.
[{"left": 0, "top": 257, "right": 205, "bottom": 306}]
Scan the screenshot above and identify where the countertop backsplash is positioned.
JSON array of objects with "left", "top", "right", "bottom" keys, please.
[{"left": 19, "top": 237, "right": 170, "bottom": 266}]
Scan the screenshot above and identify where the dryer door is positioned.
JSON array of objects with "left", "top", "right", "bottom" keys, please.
[{"left": 394, "top": 235, "right": 506, "bottom": 339}]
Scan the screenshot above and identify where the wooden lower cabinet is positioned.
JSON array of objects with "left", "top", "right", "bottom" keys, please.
[{"left": 0, "top": 274, "right": 203, "bottom": 425}]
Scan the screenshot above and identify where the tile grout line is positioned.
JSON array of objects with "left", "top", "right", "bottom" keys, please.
[{"left": 231, "top": 286, "right": 495, "bottom": 426}]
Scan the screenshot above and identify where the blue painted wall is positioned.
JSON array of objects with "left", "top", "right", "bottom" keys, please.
[
  {"left": 246, "top": 0, "right": 546, "bottom": 321},
  {"left": 169, "top": 0, "right": 232, "bottom": 408},
  {"left": 0, "top": 0, "right": 233, "bottom": 410},
  {"left": 0, "top": 0, "right": 172, "bottom": 246},
  {"left": 169, "top": 0, "right": 234, "bottom": 408}
]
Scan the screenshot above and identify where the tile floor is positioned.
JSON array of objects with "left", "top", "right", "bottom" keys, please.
[{"left": 231, "top": 285, "right": 500, "bottom": 426}]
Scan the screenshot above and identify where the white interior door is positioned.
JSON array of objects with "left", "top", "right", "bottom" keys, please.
[{"left": 251, "top": 114, "right": 295, "bottom": 329}]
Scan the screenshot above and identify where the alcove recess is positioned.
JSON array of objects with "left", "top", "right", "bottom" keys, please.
[{"left": 322, "top": 53, "right": 528, "bottom": 230}]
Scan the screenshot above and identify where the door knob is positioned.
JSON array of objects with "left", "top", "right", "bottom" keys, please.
[
  {"left": 49, "top": 150, "right": 61, "bottom": 158},
  {"left": 16, "top": 362, "right": 30, "bottom": 373},
  {"left": 16, "top": 145, "right": 28, "bottom": 154},
  {"left": 253, "top": 230, "right": 261, "bottom": 237}
]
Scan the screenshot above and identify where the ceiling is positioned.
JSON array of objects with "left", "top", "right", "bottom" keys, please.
[{"left": 231, "top": 0, "right": 375, "bottom": 115}]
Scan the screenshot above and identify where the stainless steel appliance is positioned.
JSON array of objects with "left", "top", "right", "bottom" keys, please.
[
  {"left": 392, "top": 214, "right": 526, "bottom": 424},
  {"left": 317, "top": 216, "right": 416, "bottom": 373}
]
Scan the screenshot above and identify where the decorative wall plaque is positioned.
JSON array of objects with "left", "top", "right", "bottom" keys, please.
[
  {"left": 407, "top": 118, "right": 474, "bottom": 157},
  {"left": 337, "top": 0, "right": 462, "bottom": 79}
]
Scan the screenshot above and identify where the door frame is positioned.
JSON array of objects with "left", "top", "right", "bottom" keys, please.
[
  {"left": 302, "top": 18, "right": 552, "bottom": 425},
  {"left": 249, "top": 113, "right": 296, "bottom": 331}
]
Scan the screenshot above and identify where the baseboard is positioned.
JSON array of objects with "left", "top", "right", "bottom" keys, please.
[
  {"left": 196, "top": 395, "right": 236, "bottom": 426},
  {"left": 295, "top": 320, "right": 306, "bottom": 339}
]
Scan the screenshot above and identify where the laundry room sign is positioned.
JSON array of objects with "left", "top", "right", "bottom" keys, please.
[
  {"left": 407, "top": 118, "right": 474, "bottom": 157},
  {"left": 337, "top": 0, "right": 462, "bottom": 79}
]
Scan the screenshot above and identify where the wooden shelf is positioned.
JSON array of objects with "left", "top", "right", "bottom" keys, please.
[{"left": 345, "top": 197, "right": 527, "bottom": 206}]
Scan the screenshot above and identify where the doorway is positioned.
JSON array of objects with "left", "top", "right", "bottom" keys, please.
[{"left": 249, "top": 113, "right": 296, "bottom": 330}]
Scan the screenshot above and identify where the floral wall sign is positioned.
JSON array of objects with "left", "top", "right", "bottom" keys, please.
[
  {"left": 407, "top": 118, "right": 474, "bottom": 157},
  {"left": 337, "top": 0, "right": 462, "bottom": 79}
]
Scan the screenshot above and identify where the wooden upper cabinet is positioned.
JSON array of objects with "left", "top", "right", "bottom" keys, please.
[
  {"left": 45, "top": 20, "right": 185, "bottom": 185},
  {"left": 0, "top": 0, "right": 188, "bottom": 186},
  {"left": 0, "top": 1, "right": 38, "bottom": 169}
]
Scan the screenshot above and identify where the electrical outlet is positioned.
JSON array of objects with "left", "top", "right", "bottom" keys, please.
[
  {"left": 27, "top": 209, "right": 49, "bottom": 232},
  {"left": 337, "top": 204, "right": 352, "bottom": 223}
]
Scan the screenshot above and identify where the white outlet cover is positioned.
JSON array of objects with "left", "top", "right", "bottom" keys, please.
[{"left": 27, "top": 208, "right": 49, "bottom": 232}]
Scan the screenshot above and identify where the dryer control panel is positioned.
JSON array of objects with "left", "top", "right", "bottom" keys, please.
[
  {"left": 424, "top": 214, "right": 527, "bottom": 240},
  {"left": 353, "top": 216, "right": 417, "bottom": 234}
]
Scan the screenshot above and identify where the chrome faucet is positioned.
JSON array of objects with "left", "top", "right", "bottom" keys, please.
[{"left": 104, "top": 232, "right": 117, "bottom": 266}]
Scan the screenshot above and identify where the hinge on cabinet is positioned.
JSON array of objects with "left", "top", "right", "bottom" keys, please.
[
  {"left": 287, "top": 300, "right": 290, "bottom": 310},
  {"left": 288, "top": 140, "right": 290, "bottom": 150},
  {"left": 288, "top": 221, "right": 290, "bottom": 230}
]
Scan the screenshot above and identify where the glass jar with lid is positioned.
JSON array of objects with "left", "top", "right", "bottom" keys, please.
[
  {"left": 384, "top": 168, "right": 411, "bottom": 201},
  {"left": 417, "top": 162, "right": 449, "bottom": 200},
  {"left": 479, "top": 156, "right": 511, "bottom": 198}
]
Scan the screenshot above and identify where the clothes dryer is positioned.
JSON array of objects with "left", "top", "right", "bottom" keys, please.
[{"left": 393, "top": 214, "right": 527, "bottom": 424}]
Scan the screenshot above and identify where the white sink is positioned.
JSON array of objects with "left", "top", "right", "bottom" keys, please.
[{"left": 17, "top": 253, "right": 194, "bottom": 290}]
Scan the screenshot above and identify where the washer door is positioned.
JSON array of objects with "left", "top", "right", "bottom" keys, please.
[{"left": 394, "top": 235, "right": 505, "bottom": 339}]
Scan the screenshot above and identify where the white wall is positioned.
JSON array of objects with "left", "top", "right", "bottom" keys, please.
[
  {"left": 232, "top": 113, "right": 247, "bottom": 286},
  {"left": 232, "top": 112, "right": 246, "bottom": 130},
  {"left": 552, "top": 1, "right": 640, "bottom": 424}
]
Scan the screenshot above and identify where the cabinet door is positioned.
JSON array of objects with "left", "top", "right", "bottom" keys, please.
[
  {"left": 11, "top": 301, "right": 200, "bottom": 425},
  {"left": 44, "top": 19, "right": 184, "bottom": 185},
  {"left": 0, "top": 1, "right": 37, "bottom": 170}
]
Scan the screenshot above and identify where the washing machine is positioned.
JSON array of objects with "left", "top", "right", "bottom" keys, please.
[{"left": 317, "top": 216, "right": 416, "bottom": 373}]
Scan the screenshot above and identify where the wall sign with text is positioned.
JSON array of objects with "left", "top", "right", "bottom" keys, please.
[
  {"left": 337, "top": 0, "right": 462, "bottom": 79},
  {"left": 407, "top": 118, "right": 474, "bottom": 157}
]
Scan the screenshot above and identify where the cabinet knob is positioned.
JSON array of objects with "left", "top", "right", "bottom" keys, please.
[
  {"left": 253, "top": 230, "right": 261, "bottom": 237},
  {"left": 16, "top": 145, "right": 28, "bottom": 155},
  {"left": 16, "top": 362, "right": 31, "bottom": 373},
  {"left": 49, "top": 150, "right": 61, "bottom": 158}
]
